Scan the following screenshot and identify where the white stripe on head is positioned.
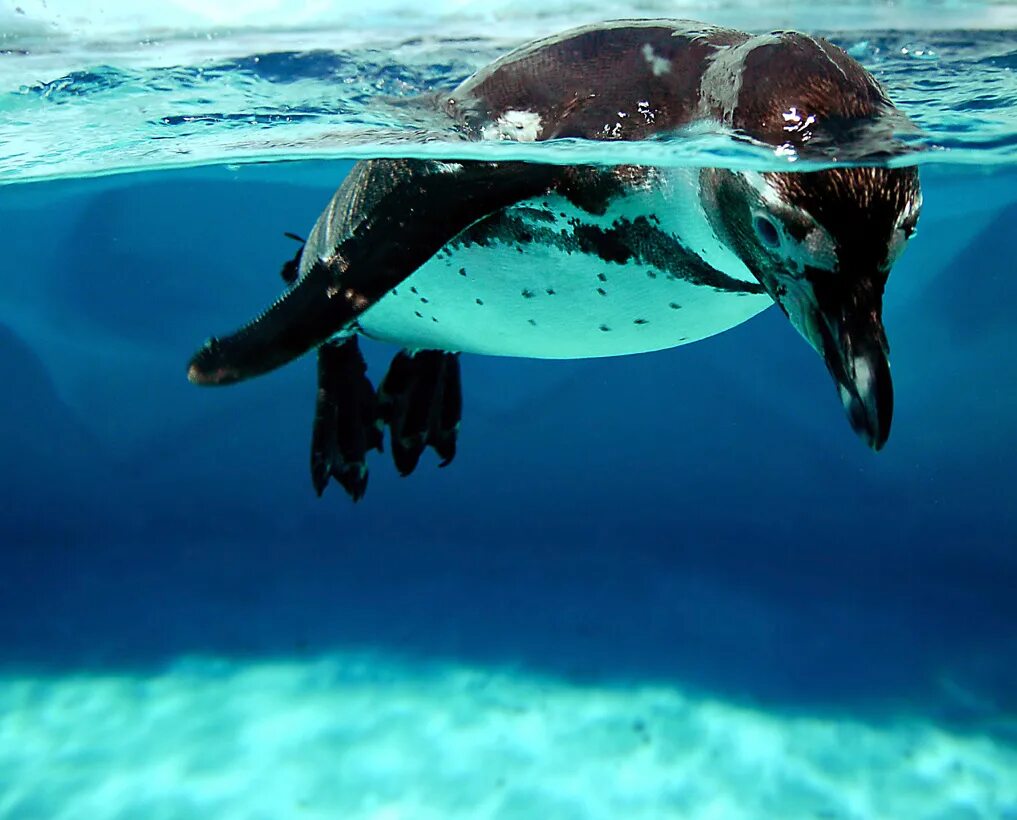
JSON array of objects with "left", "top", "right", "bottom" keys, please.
[
  {"left": 698, "top": 34, "right": 782, "bottom": 124},
  {"left": 801, "top": 33, "right": 850, "bottom": 82},
  {"left": 742, "top": 170, "right": 788, "bottom": 209}
]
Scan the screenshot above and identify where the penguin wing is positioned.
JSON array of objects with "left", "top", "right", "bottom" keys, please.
[{"left": 187, "top": 158, "right": 558, "bottom": 385}]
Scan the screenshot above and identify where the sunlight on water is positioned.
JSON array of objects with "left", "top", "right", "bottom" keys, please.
[{"left": 1, "top": 652, "right": 1014, "bottom": 819}]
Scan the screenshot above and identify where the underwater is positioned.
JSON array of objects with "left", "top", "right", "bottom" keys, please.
[{"left": 1, "top": 0, "right": 1016, "bottom": 817}]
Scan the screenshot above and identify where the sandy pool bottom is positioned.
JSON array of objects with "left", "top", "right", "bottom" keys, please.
[{"left": 0, "top": 653, "right": 1014, "bottom": 820}]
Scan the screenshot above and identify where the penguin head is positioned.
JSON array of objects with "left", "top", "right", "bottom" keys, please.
[{"left": 701, "top": 165, "right": 922, "bottom": 450}]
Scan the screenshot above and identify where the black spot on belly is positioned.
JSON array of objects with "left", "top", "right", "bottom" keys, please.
[
  {"left": 415, "top": 310, "right": 423, "bottom": 318},
  {"left": 420, "top": 297, "right": 429, "bottom": 304},
  {"left": 597, "top": 273, "right": 608, "bottom": 282},
  {"left": 410, "top": 286, "right": 419, "bottom": 295},
  {"left": 432, "top": 316, "right": 439, "bottom": 323},
  {"left": 528, "top": 318, "right": 537, "bottom": 326},
  {"left": 634, "top": 318, "right": 649, "bottom": 325},
  {"left": 476, "top": 298, "right": 484, "bottom": 306},
  {"left": 669, "top": 302, "right": 681, "bottom": 310},
  {"left": 597, "top": 287, "right": 607, "bottom": 296},
  {"left": 546, "top": 288, "right": 556, "bottom": 295},
  {"left": 647, "top": 270, "right": 657, "bottom": 279},
  {"left": 521, "top": 289, "right": 535, "bottom": 299},
  {"left": 599, "top": 324, "right": 611, "bottom": 332},
  {"left": 459, "top": 267, "right": 467, "bottom": 277},
  {"left": 392, "top": 287, "right": 399, "bottom": 295}
]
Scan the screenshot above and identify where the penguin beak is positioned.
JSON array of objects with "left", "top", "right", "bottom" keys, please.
[
  {"left": 816, "top": 306, "right": 893, "bottom": 451},
  {"left": 773, "top": 274, "right": 893, "bottom": 450}
]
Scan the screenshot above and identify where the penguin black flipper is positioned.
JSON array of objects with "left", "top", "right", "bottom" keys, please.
[
  {"left": 187, "top": 158, "right": 559, "bottom": 387},
  {"left": 310, "top": 336, "right": 382, "bottom": 501}
]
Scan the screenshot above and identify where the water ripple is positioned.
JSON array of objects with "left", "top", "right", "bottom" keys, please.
[{"left": 1, "top": 27, "right": 1015, "bottom": 183}]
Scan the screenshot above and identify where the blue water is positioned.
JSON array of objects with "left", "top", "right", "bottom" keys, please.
[{"left": 2, "top": 4, "right": 1016, "bottom": 818}]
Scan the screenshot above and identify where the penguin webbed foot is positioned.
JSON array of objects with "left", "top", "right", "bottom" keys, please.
[
  {"left": 311, "top": 337, "right": 383, "bottom": 501},
  {"left": 377, "top": 350, "right": 462, "bottom": 477}
]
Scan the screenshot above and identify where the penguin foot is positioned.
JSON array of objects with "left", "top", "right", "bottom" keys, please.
[
  {"left": 310, "top": 336, "right": 383, "bottom": 500},
  {"left": 377, "top": 349, "right": 462, "bottom": 477}
]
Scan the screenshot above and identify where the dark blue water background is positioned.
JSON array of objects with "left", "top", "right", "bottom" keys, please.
[{"left": 1, "top": 158, "right": 1014, "bottom": 740}]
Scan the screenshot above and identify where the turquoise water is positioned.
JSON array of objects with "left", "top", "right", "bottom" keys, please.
[{"left": 2, "top": 2, "right": 1016, "bottom": 818}]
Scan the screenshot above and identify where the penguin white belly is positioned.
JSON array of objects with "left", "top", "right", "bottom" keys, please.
[{"left": 357, "top": 180, "right": 773, "bottom": 358}]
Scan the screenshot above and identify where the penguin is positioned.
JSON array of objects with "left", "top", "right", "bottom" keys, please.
[{"left": 187, "top": 20, "right": 922, "bottom": 500}]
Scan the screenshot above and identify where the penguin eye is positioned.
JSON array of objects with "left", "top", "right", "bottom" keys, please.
[{"left": 753, "top": 215, "right": 781, "bottom": 248}]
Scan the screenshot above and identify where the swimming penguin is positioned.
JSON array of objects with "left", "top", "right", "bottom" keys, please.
[{"left": 187, "top": 20, "right": 922, "bottom": 500}]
